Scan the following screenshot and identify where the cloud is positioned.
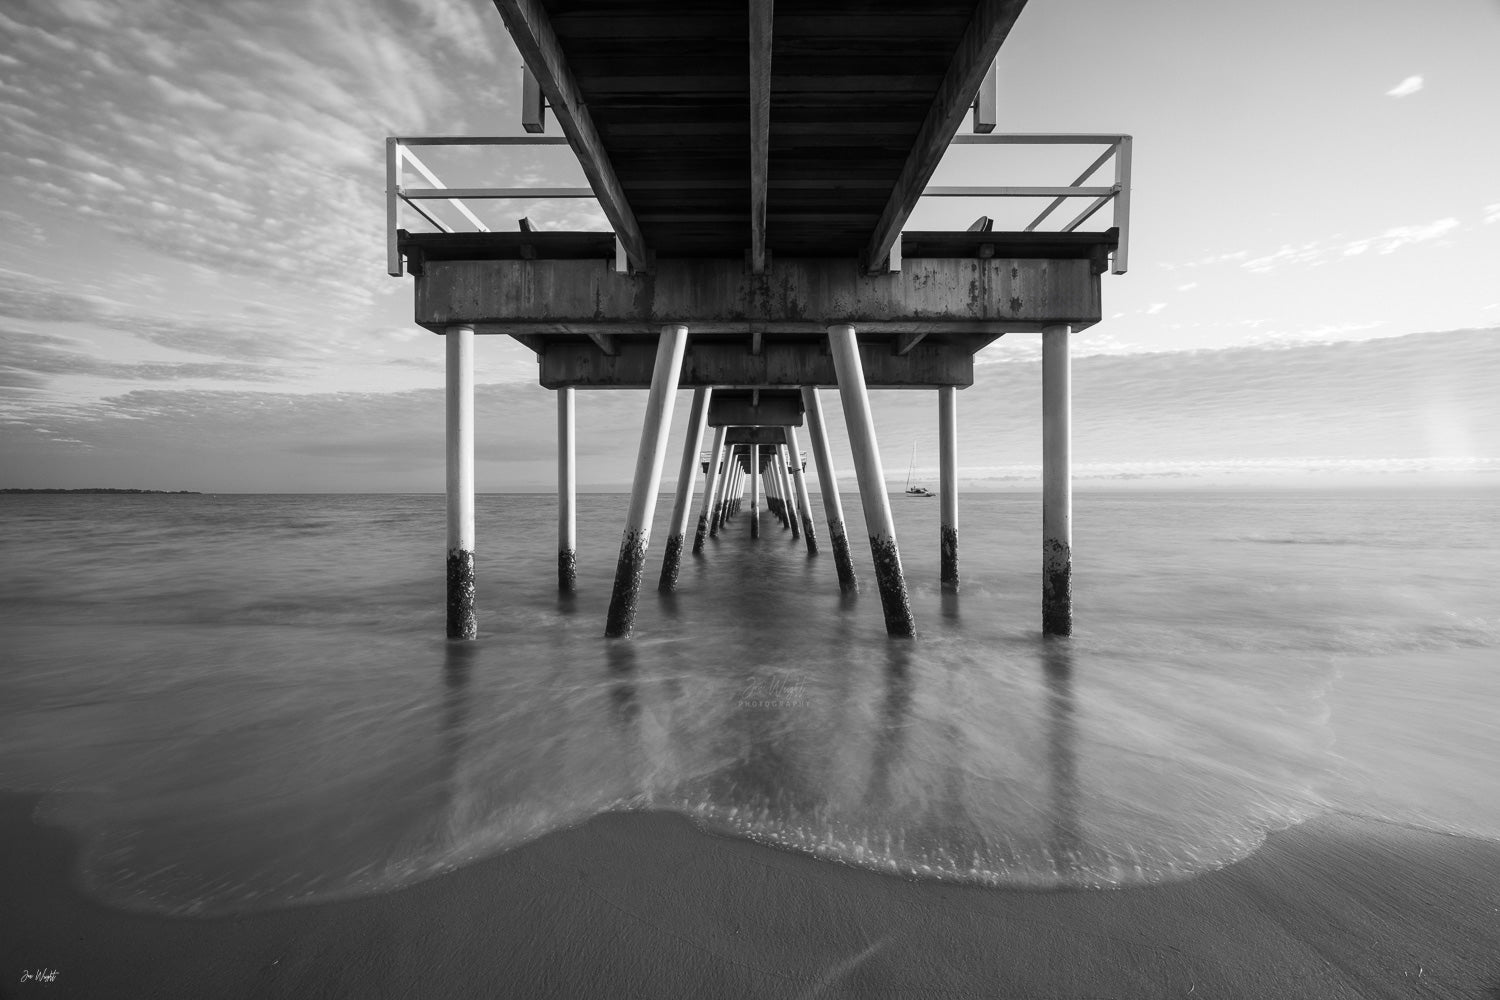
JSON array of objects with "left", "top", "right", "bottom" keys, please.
[
  {"left": 1176, "top": 282, "right": 1198, "bottom": 292},
  {"left": 1145, "top": 303, "right": 1167, "bottom": 315},
  {"left": 1243, "top": 217, "right": 1460, "bottom": 272},
  {"left": 1386, "top": 75, "right": 1423, "bottom": 98},
  {"left": 0, "top": 1, "right": 518, "bottom": 317},
  {"left": 1485, "top": 203, "right": 1500, "bottom": 225}
]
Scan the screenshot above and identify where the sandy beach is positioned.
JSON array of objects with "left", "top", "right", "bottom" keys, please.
[{"left": 3, "top": 791, "right": 1496, "bottom": 999}]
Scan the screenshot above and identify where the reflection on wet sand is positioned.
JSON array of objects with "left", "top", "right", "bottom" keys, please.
[
  {"left": 1042, "top": 639, "right": 1083, "bottom": 871},
  {"left": 865, "top": 643, "right": 913, "bottom": 813}
]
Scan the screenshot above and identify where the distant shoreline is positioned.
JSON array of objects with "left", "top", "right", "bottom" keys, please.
[{"left": 0, "top": 488, "right": 200, "bottom": 495}]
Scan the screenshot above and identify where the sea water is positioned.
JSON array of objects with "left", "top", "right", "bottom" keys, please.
[{"left": 1, "top": 489, "right": 1497, "bottom": 915}]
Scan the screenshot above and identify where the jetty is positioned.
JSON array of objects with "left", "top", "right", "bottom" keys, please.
[{"left": 385, "top": 0, "right": 1131, "bottom": 640}]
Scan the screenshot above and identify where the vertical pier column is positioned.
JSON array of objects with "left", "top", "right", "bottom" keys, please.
[
  {"left": 828, "top": 324, "right": 915, "bottom": 637},
  {"left": 721, "top": 452, "right": 738, "bottom": 523},
  {"left": 695, "top": 425, "right": 728, "bottom": 551},
  {"left": 939, "top": 385, "right": 959, "bottom": 593},
  {"left": 660, "top": 388, "right": 712, "bottom": 591},
  {"left": 714, "top": 446, "right": 736, "bottom": 533},
  {"left": 605, "top": 324, "right": 690, "bottom": 638},
  {"left": 801, "top": 386, "right": 858, "bottom": 592},
  {"left": 786, "top": 426, "right": 818, "bottom": 554},
  {"left": 749, "top": 444, "right": 761, "bottom": 539},
  {"left": 1042, "top": 324, "right": 1072, "bottom": 636},
  {"left": 445, "top": 324, "right": 476, "bottom": 640},
  {"left": 778, "top": 447, "right": 800, "bottom": 539},
  {"left": 557, "top": 387, "right": 577, "bottom": 593},
  {"left": 769, "top": 450, "right": 787, "bottom": 527}
]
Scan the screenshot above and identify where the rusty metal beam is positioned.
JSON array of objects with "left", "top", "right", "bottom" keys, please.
[
  {"left": 862, "top": 0, "right": 1029, "bottom": 273},
  {"left": 492, "top": 0, "right": 649, "bottom": 270}
]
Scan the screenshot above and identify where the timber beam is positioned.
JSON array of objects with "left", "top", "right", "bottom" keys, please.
[
  {"left": 491, "top": 0, "right": 649, "bottom": 271},
  {"left": 862, "top": 0, "right": 1029, "bottom": 273}
]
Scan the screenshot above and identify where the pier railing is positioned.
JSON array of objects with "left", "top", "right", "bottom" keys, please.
[
  {"left": 385, "top": 135, "right": 592, "bottom": 276},
  {"left": 920, "top": 134, "right": 1133, "bottom": 274},
  {"left": 386, "top": 133, "right": 1132, "bottom": 277}
]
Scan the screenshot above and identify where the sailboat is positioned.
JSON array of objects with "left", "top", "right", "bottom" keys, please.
[{"left": 905, "top": 444, "right": 934, "bottom": 497}]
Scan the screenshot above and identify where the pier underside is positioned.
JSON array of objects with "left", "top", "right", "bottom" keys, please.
[{"left": 405, "top": 233, "right": 1113, "bottom": 388}]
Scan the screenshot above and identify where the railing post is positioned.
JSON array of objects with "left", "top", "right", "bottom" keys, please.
[
  {"left": 1112, "top": 135, "right": 1132, "bottom": 274},
  {"left": 386, "top": 138, "right": 402, "bottom": 277}
]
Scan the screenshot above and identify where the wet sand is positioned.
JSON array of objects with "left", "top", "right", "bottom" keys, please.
[{"left": 2, "top": 791, "right": 1497, "bottom": 999}]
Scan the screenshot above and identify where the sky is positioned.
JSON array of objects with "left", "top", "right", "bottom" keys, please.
[{"left": 1, "top": 0, "right": 1497, "bottom": 492}]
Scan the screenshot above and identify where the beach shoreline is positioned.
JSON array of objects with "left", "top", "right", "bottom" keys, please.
[{"left": 3, "top": 791, "right": 1496, "bottom": 999}]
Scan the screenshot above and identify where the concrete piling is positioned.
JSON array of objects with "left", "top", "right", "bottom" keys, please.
[
  {"left": 938, "top": 385, "right": 959, "bottom": 593},
  {"left": 828, "top": 323, "right": 915, "bottom": 637},
  {"left": 768, "top": 451, "right": 786, "bottom": 527},
  {"left": 1042, "top": 324, "right": 1072, "bottom": 636},
  {"left": 801, "top": 386, "right": 858, "bottom": 593},
  {"left": 445, "top": 324, "right": 477, "bottom": 640},
  {"left": 778, "top": 447, "right": 800, "bottom": 540},
  {"left": 695, "top": 425, "right": 728, "bottom": 552},
  {"left": 786, "top": 426, "right": 818, "bottom": 554},
  {"left": 557, "top": 386, "right": 577, "bottom": 593},
  {"left": 713, "top": 447, "right": 736, "bottom": 533},
  {"left": 659, "top": 387, "right": 711, "bottom": 592},
  {"left": 605, "top": 324, "right": 690, "bottom": 638},
  {"left": 749, "top": 444, "right": 761, "bottom": 539}
]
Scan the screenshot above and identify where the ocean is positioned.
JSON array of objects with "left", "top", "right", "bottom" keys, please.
[{"left": 1, "top": 488, "right": 1497, "bottom": 916}]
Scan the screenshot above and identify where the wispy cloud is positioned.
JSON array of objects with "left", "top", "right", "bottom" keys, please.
[
  {"left": 1386, "top": 75, "right": 1424, "bottom": 98},
  {"left": 1243, "top": 217, "right": 1460, "bottom": 272},
  {"left": 0, "top": 1, "right": 516, "bottom": 314},
  {"left": 1484, "top": 203, "right": 1500, "bottom": 225}
]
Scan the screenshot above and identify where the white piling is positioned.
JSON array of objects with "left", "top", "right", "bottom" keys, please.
[
  {"left": 939, "top": 385, "right": 959, "bottom": 593},
  {"left": 445, "top": 324, "right": 476, "bottom": 639},
  {"left": 828, "top": 323, "right": 914, "bottom": 637},
  {"left": 659, "top": 387, "right": 712, "bottom": 591},
  {"left": 605, "top": 324, "right": 690, "bottom": 638},
  {"left": 557, "top": 386, "right": 577, "bottom": 593},
  {"left": 695, "top": 425, "right": 728, "bottom": 552},
  {"left": 778, "top": 446, "right": 800, "bottom": 539},
  {"left": 801, "top": 386, "right": 858, "bottom": 592},
  {"left": 1043, "top": 324, "right": 1072, "bottom": 636},
  {"left": 786, "top": 426, "right": 818, "bottom": 554},
  {"left": 749, "top": 444, "right": 761, "bottom": 539}
]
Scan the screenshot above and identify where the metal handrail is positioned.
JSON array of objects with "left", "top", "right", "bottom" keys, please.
[
  {"left": 386, "top": 135, "right": 591, "bottom": 276},
  {"left": 929, "top": 133, "right": 1133, "bottom": 274},
  {"left": 386, "top": 131, "right": 1132, "bottom": 277}
]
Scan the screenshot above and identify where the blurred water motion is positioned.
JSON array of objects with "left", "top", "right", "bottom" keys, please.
[{"left": 1, "top": 489, "right": 1497, "bottom": 914}]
